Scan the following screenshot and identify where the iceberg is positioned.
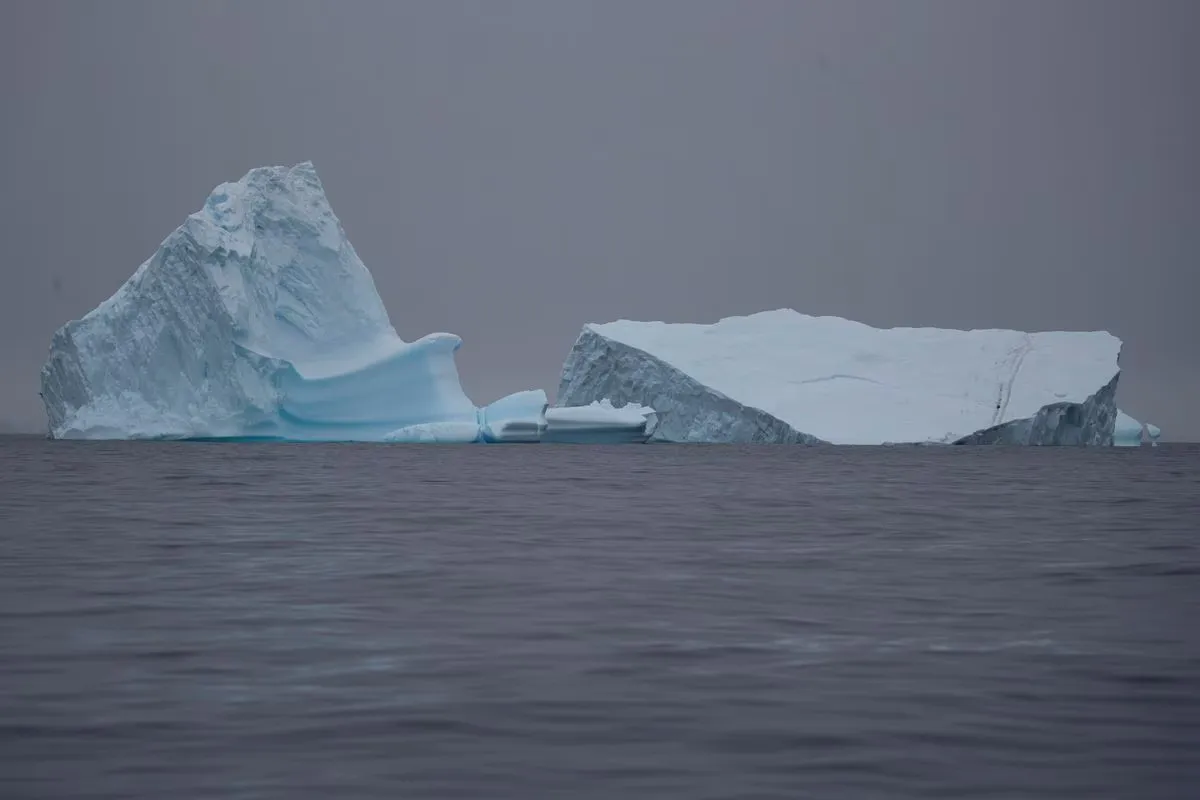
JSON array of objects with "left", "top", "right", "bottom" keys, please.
[
  {"left": 40, "top": 163, "right": 571, "bottom": 443},
  {"left": 543, "top": 399, "right": 658, "bottom": 444},
  {"left": 556, "top": 309, "right": 1123, "bottom": 445},
  {"left": 377, "top": 395, "right": 658, "bottom": 444},
  {"left": 1113, "top": 410, "right": 1161, "bottom": 446},
  {"left": 479, "top": 389, "right": 549, "bottom": 443},
  {"left": 39, "top": 162, "right": 489, "bottom": 440}
]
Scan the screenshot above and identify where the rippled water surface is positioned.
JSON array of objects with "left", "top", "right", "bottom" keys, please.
[{"left": 2, "top": 438, "right": 1198, "bottom": 799}]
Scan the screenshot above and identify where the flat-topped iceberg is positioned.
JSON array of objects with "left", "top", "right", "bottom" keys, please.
[
  {"left": 556, "top": 309, "right": 1123, "bottom": 445},
  {"left": 39, "top": 162, "right": 651, "bottom": 444},
  {"left": 543, "top": 399, "right": 658, "bottom": 444}
]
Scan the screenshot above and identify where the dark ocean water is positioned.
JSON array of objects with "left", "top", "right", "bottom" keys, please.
[{"left": 1, "top": 437, "right": 1197, "bottom": 799}]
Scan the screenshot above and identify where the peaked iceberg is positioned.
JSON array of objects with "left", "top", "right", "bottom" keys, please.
[
  {"left": 39, "top": 162, "right": 536, "bottom": 441},
  {"left": 556, "top": 309, "right": 1123, "bottom": 445}
]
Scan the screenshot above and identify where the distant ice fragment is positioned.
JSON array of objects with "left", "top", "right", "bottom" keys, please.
[
  {"left": 383, "top": 421, "right": 483, "bottom": 443},
  {"left": 1113, "top": 410, "right": 1162, "bottom": 446},
  {"left": 543, "top": 399, "right": 657, "bottom": 444},
  {"left": 480, "top": 390, "right": 548, "bottom": 443}
]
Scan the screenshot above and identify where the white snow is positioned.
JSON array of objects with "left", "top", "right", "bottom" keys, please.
[{"left": 562, "top": 309, "right": 1122, "bottom": 445}]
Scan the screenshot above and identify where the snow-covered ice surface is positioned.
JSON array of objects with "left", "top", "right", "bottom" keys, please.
[
  {"left": 40, "top": 163, "right": 504, "bottom": 441},
  {"left": 543, "top": 399, "right": 657, "bottom": 444},
  {"left": 1113, "top": 410, "right": 1161, "bottom": 447},
  {"left": 557, "top": 309, "right": 1122, "bottom": 445}
]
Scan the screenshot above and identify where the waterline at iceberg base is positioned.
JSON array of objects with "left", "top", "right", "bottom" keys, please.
[
  {"left": 555, "top": 310, "right": 1155, "bottom": 446},
  {"left": 38, "top": 162, "right": 653, "bottom": 444}
]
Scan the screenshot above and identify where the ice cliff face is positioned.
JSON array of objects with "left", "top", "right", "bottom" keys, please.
[
  {"left": 42, "top": 163, "right": 485, "bottom": 440},
  {"left": 951, "top": 375, "right": 1118, "bottom": 445},
  {"left": 557, "top": 327, "right": 823, "bottom": 444},
  {"left": 556, "top": 310, "right": 1123, "bottom": 445}
]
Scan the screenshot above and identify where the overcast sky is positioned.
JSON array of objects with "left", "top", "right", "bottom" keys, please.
[{"left": 2, "top": 0, "right": 1197, "bottom": 437}]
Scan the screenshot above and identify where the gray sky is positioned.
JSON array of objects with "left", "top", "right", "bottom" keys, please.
[{"left": 2, "top": 0, "right": 1197, "bottom": 438}]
